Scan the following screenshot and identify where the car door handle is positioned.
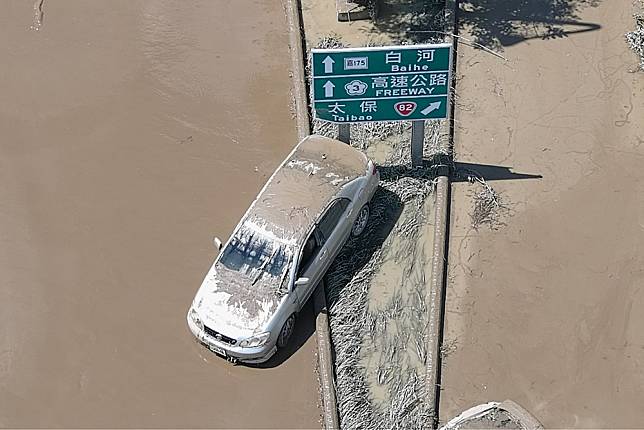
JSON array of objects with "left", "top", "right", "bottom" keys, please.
[{"left": 319, "top": 249, "right": 328, "bottom": 259}]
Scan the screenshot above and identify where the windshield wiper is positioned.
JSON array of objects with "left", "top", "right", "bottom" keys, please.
[{"left": 251, "top": 246, "right": 280, "bottom": 286}]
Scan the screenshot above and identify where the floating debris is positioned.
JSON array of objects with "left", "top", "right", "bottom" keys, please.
[
  {"left": 626, "top": 1, "right": 644, "bottom": 70},
  {"left": 30, "top": 0, "right": 45, "bottom": 31}
]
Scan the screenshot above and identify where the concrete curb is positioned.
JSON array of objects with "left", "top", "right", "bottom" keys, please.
[
  {"left": 314, "top": 284, "right": 340, "bottom": 430},
  {"left": 424, "top": 174, "right": 450, "bottom": 427},
  {"left": 284, "top": 0, "right": 340, "bottom": 428},
  {"left": 285, "top": 0, "right": 311, "bottom": 140},
  {"left": 424, "top": 0, "right": 458, "bottom": 427}
]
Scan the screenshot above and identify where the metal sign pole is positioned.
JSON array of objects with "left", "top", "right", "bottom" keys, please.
[
  {"left": 338, "top": 123, "right": 351, "bottom": 144},
  {"left": 411, "top": 120, "right": 425, "bottom": 167}
]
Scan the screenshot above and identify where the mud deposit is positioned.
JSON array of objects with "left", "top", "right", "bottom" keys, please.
[
  {"left": 316, "top": 122, "right": 443, "bottom": 429},
  {"left": 0, "top": 0, "right": 320, "bottom": 427}
]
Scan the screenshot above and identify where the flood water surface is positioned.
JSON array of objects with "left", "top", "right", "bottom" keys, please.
[{"left": 0, "top": 0, "right": 320, "bottom": 427}]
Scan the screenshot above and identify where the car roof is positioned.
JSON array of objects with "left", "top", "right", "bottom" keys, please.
[{"left": 242, "top": 135, "right": 368, "bottom": 245}]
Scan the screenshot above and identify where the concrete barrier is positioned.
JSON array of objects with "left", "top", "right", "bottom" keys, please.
[
  {"left": 424, "top": 0, "right": 458, "bottom": 427},
  {"left": 285, "top": 0, "right": 311, "bottom": 140}
]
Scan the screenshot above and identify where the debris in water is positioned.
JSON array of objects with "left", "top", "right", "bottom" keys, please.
[
  {"left": 626, "top": 1, "right": 644, "bottom": 70},
  {"left": 30, "top": 0, "right": 45, "bottom": 31}
]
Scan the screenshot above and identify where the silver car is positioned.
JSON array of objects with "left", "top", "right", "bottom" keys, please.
[{"left": 187, "top": 135, "right": 379, "bottom": 363}]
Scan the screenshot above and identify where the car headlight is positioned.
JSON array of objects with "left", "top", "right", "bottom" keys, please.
[
  {"left": 189, "top": 308, "right": 204, "bottom": 331},
  {"left": 239, "top": 332, "right": 270, "bottom": 348}
]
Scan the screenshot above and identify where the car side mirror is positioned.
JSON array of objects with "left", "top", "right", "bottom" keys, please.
[
  {"left": 213, "top": 237, "right": 223, "bottom": 251},
  {"left": 294, "top": 277, "right": 309, "bottom": 287}
]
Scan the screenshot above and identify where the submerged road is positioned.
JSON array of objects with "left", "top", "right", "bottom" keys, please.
[{"left": 0, "top": 0, "right": 320, "bottom": 427}]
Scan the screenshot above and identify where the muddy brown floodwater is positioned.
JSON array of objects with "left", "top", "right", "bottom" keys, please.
[
  {"left": 0, "top": 0, "right": 321, "bottom": 427},
  {"left": 440, "top": 0, "right": 644, "bottom": 427}
]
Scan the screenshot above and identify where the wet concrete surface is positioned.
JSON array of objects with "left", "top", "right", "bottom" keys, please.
[{"left": 0, "top": 0, "right": 320, "bottom": 427}]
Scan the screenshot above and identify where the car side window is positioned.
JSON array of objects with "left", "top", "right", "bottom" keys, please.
[
  {"left": 317, "top": 198, "right": 350, "bottom": 242},
  {"left": 297, "top": 229, "right": 321, "bottom": 277}
]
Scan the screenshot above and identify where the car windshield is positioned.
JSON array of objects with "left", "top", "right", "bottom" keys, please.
[{"left": 218, "top": 223, "right": 292, "bottom": 284}]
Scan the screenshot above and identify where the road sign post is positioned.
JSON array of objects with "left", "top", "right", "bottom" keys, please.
[
  {"left": 311, "top": 43, "right": 452, "bottom": 164},
  {"left": 411, "top": 120, "right": 425, "bottom": 168},
  {"left": 338, "top": 123, "right": 350, "bottom": 144}
]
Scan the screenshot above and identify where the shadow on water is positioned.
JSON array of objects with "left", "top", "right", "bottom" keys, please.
[
  {"left": 452, "top": 161, "right": 542, "bottom": 182},
  {"left": 369, "top": 0, "right": 602, "bottom": 49}
]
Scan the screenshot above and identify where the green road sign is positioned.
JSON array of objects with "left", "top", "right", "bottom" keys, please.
[{"left": 311, "top": 44, "right": 452, "bottom": 123}]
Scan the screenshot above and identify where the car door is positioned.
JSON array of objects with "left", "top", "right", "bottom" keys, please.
[
  {"left": 315, "top": 198, "right": 352, "bottom": 274},
  {"left": 292, "top": 227, "right": 324, "bottom": 309}
]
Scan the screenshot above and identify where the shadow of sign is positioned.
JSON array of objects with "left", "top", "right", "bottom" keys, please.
[{"left": 452, "top": 161, "right": 542, "bottom": 182}]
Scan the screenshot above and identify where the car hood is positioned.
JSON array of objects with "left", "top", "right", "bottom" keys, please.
[{"left": 193, "top": 263, "right": 286, "bottom": 339}]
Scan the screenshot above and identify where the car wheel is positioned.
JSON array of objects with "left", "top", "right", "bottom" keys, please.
[
  {"left": 277, "top": 314, "right": 296, "bottom": 349},
  {"left": 351, "top": 204, "right": 370, "bottom": 237}
]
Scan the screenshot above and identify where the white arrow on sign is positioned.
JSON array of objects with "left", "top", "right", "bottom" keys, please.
[
  {"left": 323, "top": 81, "right": 335, "bottom": 97},
  {"left": 322, "top": 56, "right": 335, "bottom": 73},
  {"left": 421, "top": 101, "right": 442, "bottom": 115}
]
